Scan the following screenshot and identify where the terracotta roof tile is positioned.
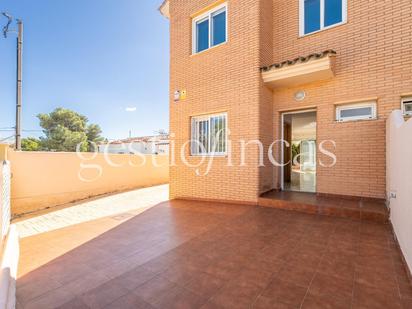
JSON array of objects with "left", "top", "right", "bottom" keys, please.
[{"left": 260, "top": 50, "right": 337, "bottom": 72}]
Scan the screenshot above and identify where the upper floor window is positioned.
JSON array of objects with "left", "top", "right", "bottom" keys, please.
[
  {"left": 192, "top": 3, "right": 227, "bottom": 54},
  {"left": 299, "top": 0, "right": 347, "bottom": 36}
]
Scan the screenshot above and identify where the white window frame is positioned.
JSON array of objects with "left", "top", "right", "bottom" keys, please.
[
  {"left": 299, "top": 0, "right": 347, "bottom": 37},
  {"left": 191, "top": 112, "right": 227, "bottom": 156},
  {"left": 401, "top": 97, "right": 412, "bottom": 116},
  {"left": 336, "top": 101, "right": 377, "bottom": 122},
  {"left": 192, "top": 3, "right": 228, "bottom": 54}
]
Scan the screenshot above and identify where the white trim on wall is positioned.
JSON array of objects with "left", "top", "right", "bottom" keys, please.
[
  {"left": 336, "top": 101, "right": 377, "bottom": 122},
  {"left": 191, "top": 112, "right": 228, "bottom": 156},
  {"left": 401, "top": 97, "right": 412, "bottom": 116},
  {"left": 192, "top": 2, "right": 228, "bottom": 54},
  {"left": 299, "top": 0, "right": 348, "bottom": 37}
]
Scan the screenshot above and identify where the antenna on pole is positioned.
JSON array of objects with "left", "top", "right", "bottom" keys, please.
[{"left": 2, "top": 12, "right": 12, "bottom": 38}]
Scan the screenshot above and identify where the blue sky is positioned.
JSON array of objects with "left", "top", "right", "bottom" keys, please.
[{"left": 0, "top": 0, "right": 169, "bottom": 141}]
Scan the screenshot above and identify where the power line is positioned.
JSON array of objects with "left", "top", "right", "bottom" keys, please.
[
  {"left": 0, "top": 135, "right": 14, "bottom": 142},
  {"left": 0, "top": 129, "right": 42, "bottom": 132}
]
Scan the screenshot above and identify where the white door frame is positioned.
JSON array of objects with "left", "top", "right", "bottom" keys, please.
[{"left": 280, "top": 109, "right": 317, "bottom": 191}]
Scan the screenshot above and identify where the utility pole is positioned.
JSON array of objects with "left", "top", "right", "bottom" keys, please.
[
  {"left": 2, "top": 13, "right": 23, "bottom": 150},
  {"left": 15, "top": 20, "right": 23, "bottom": 150}
]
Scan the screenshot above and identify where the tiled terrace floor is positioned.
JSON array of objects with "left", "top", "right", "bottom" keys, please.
[
  {"left": 17, "top": 199, "right": 412, "bottom": 309},
  {"left": 15, "top": 185, "right": 169, "bottom": 238}
]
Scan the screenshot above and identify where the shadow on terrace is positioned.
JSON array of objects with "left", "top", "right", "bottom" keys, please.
[{"left": 16, "top": 194, "right": 412, "bottom": 309}]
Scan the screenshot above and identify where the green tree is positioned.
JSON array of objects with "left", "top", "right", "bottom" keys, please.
[
  {"left": 86, "top": 124, "right": 105, "bottom": 151},
  {"left": 37, "top": 108, "right": 104, "bottom": 152},
  {"left": 21, "top": 137, "right": 41, "bottom": 151}
]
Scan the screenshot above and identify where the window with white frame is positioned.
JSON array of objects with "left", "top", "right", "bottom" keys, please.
[
  {"left": 336, "top": 101, "right": 377, "bottom": 122},
  {"left": 192, "top": 3, "right": 227, "bottom": 54},
  {"left": 300, "top": 0, "right": 347, "bottom": 36},
  {"left": 191, "top": 113, "right": 227, "bottom": 155},
  {"left": 402, "top": 97, "right": 412, "bottom": 116}
]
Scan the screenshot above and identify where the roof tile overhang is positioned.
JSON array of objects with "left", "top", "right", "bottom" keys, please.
[
  {"left": 261, "top": 50, "right": 337, "bottom": 88},
  {"left": 159, "top": 0, "right": 170, "bottom": 19}
]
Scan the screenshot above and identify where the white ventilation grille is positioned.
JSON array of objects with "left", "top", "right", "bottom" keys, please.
[{"left": 402, "top": 97, "right": 412, "bottom": 116}]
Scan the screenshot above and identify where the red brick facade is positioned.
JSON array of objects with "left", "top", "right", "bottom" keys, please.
[{"left": 167, "top": 0, "right": 412, "bottom": 203}]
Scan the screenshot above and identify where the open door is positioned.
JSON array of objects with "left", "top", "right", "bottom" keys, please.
[
  {"left": 283, "top": 122, "right": 292, "bottom": 184},
  {"left": 282, "top": 111, "right": 316, "bottom": 193}
]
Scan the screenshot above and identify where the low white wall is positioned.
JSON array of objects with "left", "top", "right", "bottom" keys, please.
[{"left": 387, "top": 110, "right": 412, "bottom": 273}]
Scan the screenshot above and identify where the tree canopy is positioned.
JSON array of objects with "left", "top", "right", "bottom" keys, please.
[
  {"left": 21, "top": 137, "right": 41, "bottom": 151},
  {"left": 36, "top": 108, "right": 104, "bottom": 152}
]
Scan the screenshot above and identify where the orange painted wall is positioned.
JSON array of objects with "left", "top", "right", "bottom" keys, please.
[{"left": 8, "top": 150, "right": 169, "bottom": 216}]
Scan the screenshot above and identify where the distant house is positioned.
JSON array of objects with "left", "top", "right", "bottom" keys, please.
[{"left": 98, "top": 135, "right": 169, "bottom": 155}]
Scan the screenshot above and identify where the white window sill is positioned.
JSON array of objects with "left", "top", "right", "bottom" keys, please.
[
  {"left": 335, "top": 117, "right": 378, "bottom": 123},
  {"left": 190, "top": 153, "right": 227, "bottom": 157},
  {"left": 299, "top": 21, "right": 347, "bottom": 38},
  {"left": 191, "top": 41, "right": 228, "bottom": 57}
]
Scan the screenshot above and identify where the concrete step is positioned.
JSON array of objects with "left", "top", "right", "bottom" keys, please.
[{"left": 258, "top": 190, "right": 389, "bottom": 223}]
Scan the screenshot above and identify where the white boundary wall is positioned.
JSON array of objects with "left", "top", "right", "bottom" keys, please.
[{"left": 387, "top": 110, "right": 412, "bottom": 273}]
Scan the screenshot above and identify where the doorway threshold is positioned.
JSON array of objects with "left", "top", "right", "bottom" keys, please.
[{"left": 258, "top": 190, "right": 388, "bottom": 223}]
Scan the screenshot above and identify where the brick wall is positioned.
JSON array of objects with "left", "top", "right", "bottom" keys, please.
[
  {"left": 168, "top": 0, "right": 412, "bottom": 202},
  {"left": 169, "top": 0, "right": 264, "bottom": 203},
  {"left": 270, "top": 0, "right": 412, "bottom": 198}
]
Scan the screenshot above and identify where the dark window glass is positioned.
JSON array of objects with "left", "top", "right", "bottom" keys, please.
[
  {"left": 196, "top": 18, "right": 209, "bottom": 53},
  {"left": 212, "top": 10, "right": 226, "bottom": 46},
  {"left": 304, "top": 0, "right": 320, "bottom": 34},
  {"left": 341, "top": 107, "right": 372, "bottom": 118},
  {"left": 325, "top": 0, "right": 342, "bottom": 27},
  {"left": 404, "top": 102, "right": 412, "bottom": 113}
]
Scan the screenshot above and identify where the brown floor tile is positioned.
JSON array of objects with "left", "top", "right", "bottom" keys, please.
[
  {"left": 155, "top": 286, "right": 208, "bottom": 309},
  {"left": 80, "top": 279, "right": 130, "bottom": 308},
  {"left": 231, "top": 268, "right": 274, "bottom": 288},
  {"left": 262, "top": 279, "right": 308, "bottom": 308},
  {"left": 301, "top": 292, "right": 351, "bottom": 309},
  {"left": 59, "top": 271, "right": 110, "bottom": 297},
  {"left": 355, "top": 268, "right": 398, "bottom": 297},
  {"left": 112, "top": 265, "right": 157, "bottom": 291},
  {"left": 401, "top": 298, "right": 412, "bottom": 309},
  {"left": 353, "top": 284, "right": 402, "bottom": 309},
  {"left": 16, "top": 199, "right": 410, "bottom": 309},
  {"left": 159, "top": 264, "right": 198, "bottom": 285},
  {"left": 252, "top": 295, "right": 296, "bottom": 308},
  {"left": 17, "top": 275, "right": 63, "bottom": 306},
  {"left": 133, "top": 275, "right": 180, "bottom": 305},
  {"left": 103, "top": 292, "right": 154, "bottom": 309},
  {"left": 399, "top": 282, "right": 412, "bottom": 299},
  {"left": 56, "top": 297, "right": 90, "bottom": 309},
  {"left": 248, "top": 252, "right": 285, "bottom": 273},
  {"left": 317, "top": 257, "right": 355, "bottom": 280},
  {"left": 276, "top": 264, "right": 316, "bottom": 287},
  {"left": 185, "top": 272, "right": 226, "bottom": 299},
  {"left": 24, "top": 287, "right": 75, "bottom": 309},
  {"left": 209, "top": 281, "right": 262, "bottom": 309},
  {"left": 309, "top": 273, "right": 353, "bottom": 299},
  {"left": 203, "top": 260, "right": 240, "bottom": 281},
  {"left": 356, "top": 254, "right": 394, "bottom": 270}
]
